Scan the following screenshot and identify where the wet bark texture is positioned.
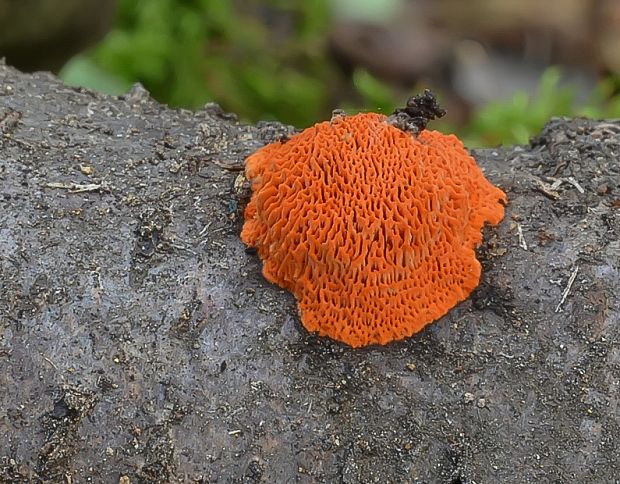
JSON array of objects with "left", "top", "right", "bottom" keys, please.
[{"left": 0, "top": 63, "right": 618, "bottom": 483}]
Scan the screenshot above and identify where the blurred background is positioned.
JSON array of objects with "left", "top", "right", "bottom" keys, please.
[{"left": 2, "top": 0, "right": 620, "bottom": 146}]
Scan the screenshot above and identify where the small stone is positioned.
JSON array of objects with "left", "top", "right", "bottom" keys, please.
[
  {"left": 477, "top": 398, "right": 486, "bottom": 408},
  {"left": 596, "top": 183, "right": 610, "bottom": 195},
  {"left": 463, "top": 392, "right": 475, "bottom": 404},
  {"left": 80, "top": 164, "right": 94, "bottom": 175}
]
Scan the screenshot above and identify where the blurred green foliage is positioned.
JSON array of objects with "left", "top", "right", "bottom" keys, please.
[
  {"left": 63, "top": 0, "right": 335, "bottom": 127},
  {"left": 456, "top": 68, "right": 620, "bottom": 147},
  {"left": 60, "top": 1, "right": 620, "bottom": 146}
]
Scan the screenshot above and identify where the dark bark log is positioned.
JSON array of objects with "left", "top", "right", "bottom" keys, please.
[{"left": 0, "top": 63, "right": 618, "bottom": 483}]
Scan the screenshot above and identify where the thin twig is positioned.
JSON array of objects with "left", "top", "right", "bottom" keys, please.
[
  {"left": 516, "top": 223, "right": 528, "bottom": 250},
  {"left": 566, "top": 176, "right": 585, "bottom": 194},
  {"left": 555, "top": 266, "right": 579, "bottom": 313},
  {"left": 533, "top": 178, "right": 560, "bottom": 200},
  {"left": 42, "top": 355, "right": 58, "bottom": 370},
  {"left": 549, "top": 178, "right": 563, "bottom": 191},
  {"left": 44, "top": 182, "right": 108, "bottom": 193}
]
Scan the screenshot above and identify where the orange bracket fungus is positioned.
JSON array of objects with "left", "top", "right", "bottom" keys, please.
[{"left": 241, "top": 90, "right": 506, "bottom": 347}]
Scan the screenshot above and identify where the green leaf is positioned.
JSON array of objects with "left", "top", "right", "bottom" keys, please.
[{"left": 59, "top": 55, "right": 132, "bottom": 95}]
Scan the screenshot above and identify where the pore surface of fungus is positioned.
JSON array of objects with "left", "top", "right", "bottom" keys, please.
[{"left": 241, "top": 111, "right": 506, "bottom": 347}]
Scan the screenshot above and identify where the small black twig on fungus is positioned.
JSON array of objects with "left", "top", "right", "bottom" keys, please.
[{"left": 388, "top": 89, "right": 446, "bottom": 134}]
